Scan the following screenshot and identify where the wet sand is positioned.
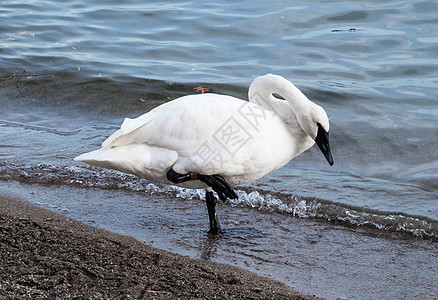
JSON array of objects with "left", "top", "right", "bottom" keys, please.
[{"left": 0, "top": 194, "right": 318, "bottom": 299}]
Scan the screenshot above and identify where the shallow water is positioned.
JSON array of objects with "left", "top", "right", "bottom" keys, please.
[
  {"left": 1, "top": 0, "right": 438, "bottom": 299},
  {"left": 1, "top": 181, "right": 437, "bottom": 299}
]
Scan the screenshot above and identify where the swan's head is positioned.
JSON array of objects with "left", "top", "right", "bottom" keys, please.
[
  {"left": 250, "top": 74, "right": 334, "bottom": 166},
  {"left": 303, "top": 102, "right": 334, "bottom": 166}
]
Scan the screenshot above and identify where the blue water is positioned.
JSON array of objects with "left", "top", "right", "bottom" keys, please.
[{"left": 1, "top": 0, "right": 438, "bottom": 299}]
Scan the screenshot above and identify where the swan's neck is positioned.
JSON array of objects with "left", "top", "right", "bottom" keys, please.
[
  {"left": 278, "top": 81, "right": 311, "bottom": 115},
  {"left": 250, "top": 74, "right": 319, "bottom": 132},
  {"left": 249, "top": 79, "right": 309, "bottom": 127}
]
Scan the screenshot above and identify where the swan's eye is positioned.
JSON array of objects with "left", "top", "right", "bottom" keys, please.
[{"left": 272, "top": 93, "right": 286, "bottom": 100}]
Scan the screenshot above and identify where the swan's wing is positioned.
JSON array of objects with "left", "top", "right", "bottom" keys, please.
[
  {"left": 102, "top": 94, "right": 245, "bottom": 154},
  {"left": 101, "top": 99, "right": 176, "bottom": 148}
]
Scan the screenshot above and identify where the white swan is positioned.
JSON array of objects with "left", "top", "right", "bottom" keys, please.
[{"left": 75, "top": 74, "right": 333, "bottom": 233}]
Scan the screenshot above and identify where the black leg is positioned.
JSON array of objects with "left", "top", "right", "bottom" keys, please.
[
  {"left": 167, "top": 168, "right": 237, "bottom": 234},
  {"left": 197, "top": 174, "right": 237, "bottom": 202},
  {"left": 206, "top": 190, "right": 221, "bottom": 234}
]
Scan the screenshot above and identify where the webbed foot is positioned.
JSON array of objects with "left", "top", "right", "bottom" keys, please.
[{"left": 166, "top": 169, "right": 237, "bottom": 202}]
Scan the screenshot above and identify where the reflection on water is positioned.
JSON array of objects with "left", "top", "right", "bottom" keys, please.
[{"left": 200, "top": 234, "right": 220, "bottom": 261}]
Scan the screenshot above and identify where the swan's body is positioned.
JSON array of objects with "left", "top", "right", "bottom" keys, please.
[
  {"left": 75, "top": 74, "right": 333, "bottom": 233},
  {"left": 77, "top": 94, "right": 314, "bottom": 187}
]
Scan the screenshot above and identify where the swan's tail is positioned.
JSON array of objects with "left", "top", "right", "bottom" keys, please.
[
  {"left": 74, "top": 144, "right": 178, "bottom": 181},
  {"left": 74, "top": 149, "right": 103, "bottom": 164}
]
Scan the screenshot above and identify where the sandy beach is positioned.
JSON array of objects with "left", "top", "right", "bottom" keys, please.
[{"left": 0, "top": 195, "right": 318, "bottom": 299}]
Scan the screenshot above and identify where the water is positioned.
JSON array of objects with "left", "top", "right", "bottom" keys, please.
[{"left": 1, "top": 0, "right": 437, "bottom": 299}]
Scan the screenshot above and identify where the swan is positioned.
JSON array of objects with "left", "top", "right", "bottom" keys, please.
[{"left": 75, "top": 74, "right": 333, "bottom": 234}]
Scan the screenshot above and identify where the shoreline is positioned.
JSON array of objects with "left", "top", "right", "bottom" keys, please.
[{"left": 0, "top": 194, "right": 318, "bottom": 299}]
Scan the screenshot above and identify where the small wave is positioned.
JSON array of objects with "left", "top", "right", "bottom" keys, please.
[
  {"left": 228, "top": 189, "right": 438, "bottom": 240},
  {"left": 0, "top": 120, "right": 81, "bottom": 136},
  {"left": 0, "top": 162, "right": 437, "bottom": 240}
]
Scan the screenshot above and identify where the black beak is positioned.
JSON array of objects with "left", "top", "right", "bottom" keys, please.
[{"left": 315, "top": 123, "right": 334, "bottom": 166}]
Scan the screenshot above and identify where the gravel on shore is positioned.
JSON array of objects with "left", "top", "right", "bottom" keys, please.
[{"left": 0, "top": 195, "right": 319, "bottom": 299}]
